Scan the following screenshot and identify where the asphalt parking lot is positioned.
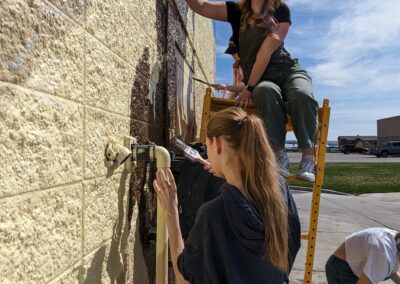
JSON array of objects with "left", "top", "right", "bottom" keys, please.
[{"left": 287, "top": 152, "right": 400, "bottom": 163}]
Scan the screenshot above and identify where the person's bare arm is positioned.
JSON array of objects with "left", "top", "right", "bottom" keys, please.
[
  {"left": 246, "top": 22, "right": 290, "bottom": 87},
  {"left": 238, "top": 22, "right": 290, "bottom": 108},
  {"left": 153, "top": 169, "right": 189, "bottom": 284},
  {"left": 227, "top": 83, "right": 246, "bottom": 92},
  {"left": 356, "top": 273, "right": 373, "bottom": 284},
  {"left": 214, "top": 83, "right": 245, "bottom": 92},
  {"left": 391, "top": 270, "right": 400, "bottom": 284},
  {"left": 165, "top": 208, "right": 189, "bottom": 284},
  {"left": 184, "top": 0, "right": 227, "bottom": 21}
]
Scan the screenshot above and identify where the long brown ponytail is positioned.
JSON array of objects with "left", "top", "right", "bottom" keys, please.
[{"left": 206, "top": 107, "right": 289, "bottom": 273}]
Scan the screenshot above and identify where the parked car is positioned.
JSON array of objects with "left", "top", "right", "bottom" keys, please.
[
  {"left": 369, "top": 141, "right": 400, "bottom": 157},
  {"left": 340, "top": 141, "right": 368, "bottom": 154},
  {"left": 338, "top": 136, "right": 376, "bottom": 154},
  {"left": 285, "top": 142, "right": 298, "bottom": 152}
]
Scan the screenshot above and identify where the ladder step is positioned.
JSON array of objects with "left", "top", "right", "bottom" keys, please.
[
  {"left": 287, "top": 175, "right": 313, "bottom": 183},
  {"left": 301, "top": 233, "right": 309, "bottom": 240}
]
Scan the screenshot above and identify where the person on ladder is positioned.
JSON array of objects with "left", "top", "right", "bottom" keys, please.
[
  {"left": 218, "top": 37, "right": 243, "bottom": 99},
  {"left": 184, "top": 0, "right": 319, "bottom": 181}
]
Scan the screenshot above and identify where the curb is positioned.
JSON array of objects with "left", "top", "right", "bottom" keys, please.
[{"left": 289, "top": 185, "right": 354, "bottom": 196}]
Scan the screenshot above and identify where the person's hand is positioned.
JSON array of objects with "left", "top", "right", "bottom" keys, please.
[
  {"left": 211, "top": 84, "right": 229, "bottom": 91},
  {"left": 237, "top": 89, "right": 253, "bottom": 109},
  {"left": 153, "top": 168, "right": 178, "bottom": 216},
  {"left": 212, "top": 83, "right": 225, "bottom": 91}
]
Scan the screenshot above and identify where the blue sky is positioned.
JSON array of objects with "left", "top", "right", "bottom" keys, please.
[{"left": 212, "top": 0, "right": 400, "bottom": 141}]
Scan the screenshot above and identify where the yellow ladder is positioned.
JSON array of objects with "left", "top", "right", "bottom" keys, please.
[{"left": 199, "top": 87, "right": 331, "bottom": 284}]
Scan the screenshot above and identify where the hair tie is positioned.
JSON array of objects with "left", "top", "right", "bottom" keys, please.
[{"left": 238, "top": 116, "right": 248, "bottom": 126}]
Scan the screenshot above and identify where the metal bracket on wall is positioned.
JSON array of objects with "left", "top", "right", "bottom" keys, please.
[
  {"left": 105, "top": 136, "right": 159, "bottom": 171},
  {"left": 104, "top": 136, "right": 132, "bottom": 168}
]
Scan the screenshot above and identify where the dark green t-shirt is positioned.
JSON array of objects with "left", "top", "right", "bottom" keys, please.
[{"left": 225, "top": 2, "right": 305, "bottom": 85}]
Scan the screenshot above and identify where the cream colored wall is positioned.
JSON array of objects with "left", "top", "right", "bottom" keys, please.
[
  {"left": 188, "top": 11, "right": 216, "bottom": 139},
  {"left": 0, "top": 0, "right": 214, "bottom": 283}
]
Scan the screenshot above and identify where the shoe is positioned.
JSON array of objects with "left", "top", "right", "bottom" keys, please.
[
  {"left": 296, "top": 156, "right": 316, "bottom": 182},
  {"left": 276, "top": 151, "right": 289, "bottom": 178}
]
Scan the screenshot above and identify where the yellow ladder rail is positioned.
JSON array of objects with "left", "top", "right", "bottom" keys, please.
[{"left": 303, "top": 98, "right": 330, "bottom": 283}]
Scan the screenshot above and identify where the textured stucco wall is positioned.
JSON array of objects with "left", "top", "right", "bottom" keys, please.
[{"left": 0, "top": 0, "right": 214, "bottom": 283}]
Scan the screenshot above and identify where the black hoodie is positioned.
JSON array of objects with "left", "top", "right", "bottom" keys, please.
[{"left": 177, "top": 181, "right": 301, "bottom": 284}]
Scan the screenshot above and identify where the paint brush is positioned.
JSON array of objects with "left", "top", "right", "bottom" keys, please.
[
  {"left": 171, "top": 137, "right": 211, "bottom": 167},
  {"left": 192, "top": 77, "right": 219, "bottom": 88}
]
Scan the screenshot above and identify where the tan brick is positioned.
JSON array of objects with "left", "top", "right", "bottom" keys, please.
[
  {"left": 50, "top": 208, "right": 145, "bottom": 284},
  {"left": 83, "top": 173, "right": 129, "bottom": 254},
  {"left": 185, "top": 9, "right": 195, "bottom": 37},
  {"left": 129, "top": 209, "right": 151, "bottom": 284},
  {"left": 193, "top": 15, "right": 215, "bottom": 82},
  {"left": 0, "top": 83, "right": 83, "bottom": 197},
  {"left": 85, "top": 36, "right": 134, "bottom": 116},
  {"left": 48, "top": 0, "right": 86, "bottom": 24},
  {"left": 86, "top": 0, "right": 159, "bottom": 66},
  {"left": 0, "top": 183, "right": 82, "bottom": 283},
  {"left": 86, "top": 0, "right": 131, "bottom": 60},
  {"left": 81, "top": 240, "right": 124, "bottom": 283},
  {"left": 48, "top": 262, "right": 83, "bottom": 284},
  {"left": 184, "top": 38, "right": 195, "bottom": 65},
  {"left": 84, "top": 107, "right": 130, "bottom": 179},
  {"left": 0, "top": 0, "right": 85, "bottom": 102},
  {"left": 81, "top": 206, "right": 149, "bottom": 284},
  {"left": 126, "top": 0, "right": 158, "bottom": 44}
]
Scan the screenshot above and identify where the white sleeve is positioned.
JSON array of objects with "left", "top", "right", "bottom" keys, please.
[{"left": 363, "top": 251, "right": 391, "bottom": 284}]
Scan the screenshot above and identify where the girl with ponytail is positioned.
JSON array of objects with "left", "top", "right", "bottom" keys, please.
[{"left": 154, "top": 107, "right": 300, "bottom": 284}]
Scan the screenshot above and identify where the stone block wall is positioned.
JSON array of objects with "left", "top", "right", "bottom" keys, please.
[{"left": 0, "top": 0, "right": 215, "bottom": 283}]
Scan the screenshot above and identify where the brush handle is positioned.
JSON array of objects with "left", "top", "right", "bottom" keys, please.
[{"left": 171, "top": 137, "right": 210, "bottom": 167}]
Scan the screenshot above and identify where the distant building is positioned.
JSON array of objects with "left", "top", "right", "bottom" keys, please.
[
  {"left": 377, "top": 115, "right": 400, "bottom": 145},
  {"left": 337, "top": 135, "right": 377, "bottom": 154}
]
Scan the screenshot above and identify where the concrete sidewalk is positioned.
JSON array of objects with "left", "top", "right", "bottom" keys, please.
[{"left": 289, "top": 190, "right": 400, "bottom": 283}]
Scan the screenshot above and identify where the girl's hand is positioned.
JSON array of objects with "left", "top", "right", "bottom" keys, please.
[
  {"left": 237, "top": 89, "right": 253, "bottom": 109},
  {"left": 153, "top": 168, "right": 178, "bottom": 216},
  {"left": 212, "top": 83, "right": 225, "bottom": 91}
]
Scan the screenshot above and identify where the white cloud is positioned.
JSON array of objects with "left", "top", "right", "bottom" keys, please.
[
  {"left": 288, "top": 0, "right": 400, "bottom": 139},
  {"left": 287, "top": 0, "right": 346, "bottom": 11},
  {"left": 215, "top": 44, "right": 232, "bottom": 59},
  {"left": 310, "top": 0, "right": 400, "bottom": 92}
]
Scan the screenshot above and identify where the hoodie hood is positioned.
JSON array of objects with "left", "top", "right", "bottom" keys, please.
[{"left": 222, "top": 183, "right": 265, "bottom": 253}]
